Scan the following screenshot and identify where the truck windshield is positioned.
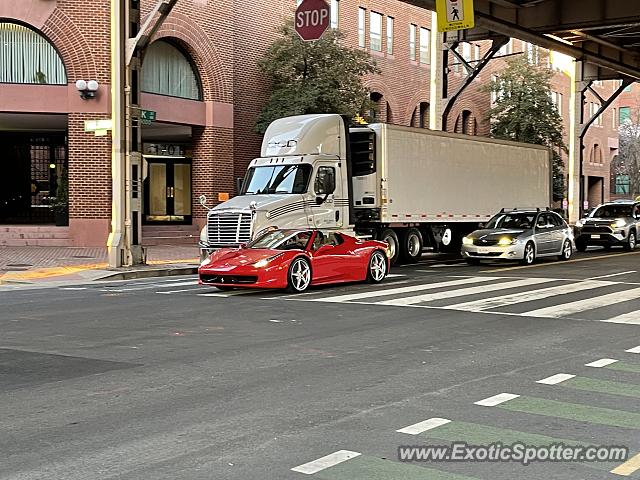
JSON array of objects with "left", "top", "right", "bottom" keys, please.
[
  {"left": 242, "top": 165, "right": 312, "bottom": 195},
  {"left": 591, "top": 205, "right": 633, "bottom": 218},
  {"left": 485, "top": 213, "right": 537, "bottom": 229}
]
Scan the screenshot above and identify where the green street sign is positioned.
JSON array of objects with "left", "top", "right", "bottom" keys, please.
[{"left": 141, "top": 110, "right": 157, "bottom": 123}]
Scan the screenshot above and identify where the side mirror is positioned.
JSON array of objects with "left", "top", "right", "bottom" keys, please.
[
  {"left": 315, "top": 195, "right": 326, "bottom": 205},
  {"left": 478, "top": 223, "right": 485, "bottom": 229}
]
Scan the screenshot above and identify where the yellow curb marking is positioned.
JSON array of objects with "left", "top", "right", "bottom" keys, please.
[
  {"left": 611, "top": 451, "right": 640, "bottom": 476},
  {"left": 483, "top": 251, "right": 640, "bottom": 273}
]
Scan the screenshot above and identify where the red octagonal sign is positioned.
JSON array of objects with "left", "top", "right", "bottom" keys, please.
[{"left": 295, "top": 0, "right": 330, "bottom": 41}]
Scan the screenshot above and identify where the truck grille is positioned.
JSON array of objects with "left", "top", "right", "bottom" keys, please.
[{"left": 207, "top": 212, "right": 252, "bottom": 246}]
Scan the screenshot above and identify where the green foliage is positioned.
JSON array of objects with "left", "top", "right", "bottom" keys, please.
[
  {"left": 481, "top": 56, "right": 567, "bottom": 201},
  {"left": 51, "top": 169, "right": 68, "bottom": 215},
  {"left": 618, "top": 116, "right": 640, "bottom": 198},
  {"left": 255, "top": 21, "right": 380, "bottom": 133}
]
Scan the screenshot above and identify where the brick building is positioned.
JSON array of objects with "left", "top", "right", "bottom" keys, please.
[{"left": 0, "top": 0, "right": 634, "bottom": 247}]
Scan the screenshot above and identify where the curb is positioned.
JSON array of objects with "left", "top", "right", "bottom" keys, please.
[{"left": 95, "top": 266, "right": 198, "bottom": 281}]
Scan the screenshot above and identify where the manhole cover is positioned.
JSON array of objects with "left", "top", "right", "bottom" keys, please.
[{"left": 6, "top": 263, "right": 32, "bottom": 267}]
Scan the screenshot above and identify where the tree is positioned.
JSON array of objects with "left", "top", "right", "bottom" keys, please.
[
  {"left": 255, "top": 21, "right": 380, "bottom": 133},
  {"left": 481, "top": 56, "right": 567, "bottom": 201},
  {"left": 617, "top": 104, "right": 640, "bottom": 198}
]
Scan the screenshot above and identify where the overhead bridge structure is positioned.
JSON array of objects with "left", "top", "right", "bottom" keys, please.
[{"left": 401, "top": 0, "right": 640, "bottom": 222}]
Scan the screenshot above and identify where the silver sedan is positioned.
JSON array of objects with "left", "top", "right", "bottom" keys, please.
[{"left": 461, "top": 210, "right": 575, "bottom": 266}]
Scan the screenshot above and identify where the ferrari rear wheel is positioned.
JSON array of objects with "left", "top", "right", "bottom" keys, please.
[
  {"left": 286, "top": 257, "right": 312, "bottom": 293},
  {"left": 367, "top": 250, "right": 388, "bottom": 283}
]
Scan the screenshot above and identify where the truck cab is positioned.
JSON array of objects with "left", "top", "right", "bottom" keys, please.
[{"left": 199, "top": 114, "right": 351, "bottom": 260}]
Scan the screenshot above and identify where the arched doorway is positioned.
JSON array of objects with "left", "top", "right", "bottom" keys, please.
[
  {"left": 454, "top": 109, "right": 477, "bottom": 135},
  {"left": 141, "top": 40, "right": 202, "bottom": 225},
  {"left": 0, "top": 22, "right": 68, "bottom": 224}
]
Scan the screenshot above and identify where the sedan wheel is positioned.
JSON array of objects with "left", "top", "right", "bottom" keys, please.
[
  {"left": 520, "top": 242, "right": 535, "bottom": 266},
  {"left": 367, "top": 251, "right": 387, "bottom": 283},
  {"left": 558, "top": 240, "right": 572, "bottom": 261},
  {"left": 287, "top": 257, "right": 312, "bottom": 293},
  {"left": 625, "top": 231, "right": 637, "bottom": 251}
]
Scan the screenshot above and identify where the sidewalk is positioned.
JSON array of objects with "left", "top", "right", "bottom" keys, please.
[{"left": 0, "top": 245, "right": 199, "bottom": 286}]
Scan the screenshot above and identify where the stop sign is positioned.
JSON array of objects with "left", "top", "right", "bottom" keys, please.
[{"left": 295, "top": 0, "right": 330, "bottom": 41}]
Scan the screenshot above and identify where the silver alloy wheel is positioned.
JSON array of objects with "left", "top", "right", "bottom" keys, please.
[
  {"left": 290, "top": 258, "right": 311, "bottom": 292},
  {"left": 369, "top": 251, "right": 387, "bottom": 281},
  {"left": 630, "top": 232, "right": 637, "bottom": 250},
  {"left": 407, "top": 232, "right": 421, "bottom": 257},
  {"left": 563, "top": 240, "right": 572, "bottom": 259},
  {"left": 524, "top": 243, "right": 535, "bottom": 265}
]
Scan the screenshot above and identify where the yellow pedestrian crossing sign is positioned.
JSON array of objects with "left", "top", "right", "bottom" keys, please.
[{"left": 436, "top": 0, "right": 475, "bottom": 32}]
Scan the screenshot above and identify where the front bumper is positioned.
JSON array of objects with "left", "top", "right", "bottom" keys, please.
[
  {"left": 461, "top": 242, "right": 526, "bottom": 261},
  {"left": 198, "top": 261, "right": 289, "bottom": 289},
  {"left": 575, "top": 230, "right": 626, "bottom": 245}
]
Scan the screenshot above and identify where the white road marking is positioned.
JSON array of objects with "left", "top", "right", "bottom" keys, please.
[
  {"left": 103, "top": 280, "right": 199, "bottom": 292},
  {"left": 305, "top": 277, "right": 502, "bottom": 303},
  {"left": 379, "top": 278, "right": 552, "bottom": 306},
  {"left": 474, "top": 393, "right": 520, "bottom": 407},
  {"left": 602, "top": 310, "right": 640, "bottom": 325},
  {"left": 520, "top": 287, "right": 640, "bottom": 318},
  {"left": 536, "top": 373, "right": 576, "bottom": 385},
  {"left": 585, "top": 358, "right": 618, "bottom": 368},
  {"left": 443, "top": 280, "right": 613, "bottom": 312},
  {"left": 60, "top": 287, "right": 88, "bottom": 290},
  {"left": 291, "top": 450, "right": 361, "bottom": 474},
  {"left": 396, "top": 418, "right": 451, "bottom": 435},
  {"left": 587, "top": 270, "right": 637, "bottom": 280},
  {"left": 156, "top": 287, "right": 206, "bottom": 294},
  {"left": 625, "top": 345, "right": 640, "bottom": 354}
]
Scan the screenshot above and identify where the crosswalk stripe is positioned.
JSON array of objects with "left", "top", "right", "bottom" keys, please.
[
  {"left": 444, "top": 280, "right": 613, "bottom": 312},
  {"left": 521, "top": 287, "right": 640, "bottom": 318},
  {"left": 378, "top": 278, "right": 552, "bottom": 306},
  {"left": 626, "top": 346, "right": 640, "bottom": 354},
  {"left": 302, "top": 276, "right": 500, "bottom": 303},
  {"left": 602, "top": 310, "right": 640, "bottom": 325},
  {"left": 291, "top": 450, "right": 361, "bottom": 474},
  {"left": 396, "top": 418, "right": 451, "bottom": 435}
]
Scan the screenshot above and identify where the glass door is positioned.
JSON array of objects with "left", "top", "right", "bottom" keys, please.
[{"left": 144, "top": 157, "right": 192, "bottom": 223}]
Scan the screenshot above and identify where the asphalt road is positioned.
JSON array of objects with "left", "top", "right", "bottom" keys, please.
[{"left": 1, "top": 248, "right": 640, "bottom": 479}]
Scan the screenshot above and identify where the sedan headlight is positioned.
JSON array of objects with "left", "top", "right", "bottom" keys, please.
[
  {"left": 254, "top": 252, "right": 285, "bottom": 268},
  {"left": 462, "top": 236, "right": 474, "bottom": 246},
  {"left": 611, "top": 219, "right": 627, "bottom": 229},
  {"left": 498, "top": 237, "right": 517, "bottom": 246}
]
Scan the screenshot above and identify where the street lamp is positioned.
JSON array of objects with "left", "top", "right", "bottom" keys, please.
[{"left": 75, "top": 79, "right": 100, "bottom": 99}]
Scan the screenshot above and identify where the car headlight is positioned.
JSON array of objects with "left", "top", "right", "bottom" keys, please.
[
  {"left": 498, "top": 237, "right": 517, "bottom": 246},
  {"left": 254, "top": 252, "right": 285, "bottom": 268},
  {"left": 254, "top": 225, "right": 278, "bottom": 239},
  {"left": 462, "top": 236, "right": 474, "bottom": 246},
  {"left": 575, "top": 220, "right": 584, "bottom": 228},
  {"left": 611, "top": 219, "right": 627, "bottom": 229}
]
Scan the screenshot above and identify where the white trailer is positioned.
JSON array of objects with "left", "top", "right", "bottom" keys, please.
[{"left": 199, "top": 114, "right": 551, "bottom": 264}]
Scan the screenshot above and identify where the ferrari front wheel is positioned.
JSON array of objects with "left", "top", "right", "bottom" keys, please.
[
  {"left": 367, "top": 250, "right": 388, "bottom": 283},
  {"left": 286, "top": 257, "right": 312, "bottom": 293}
]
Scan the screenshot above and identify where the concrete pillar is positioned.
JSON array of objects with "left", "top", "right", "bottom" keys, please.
[
  {"left": 429, "top": 12, "right": 443, "bottom": 131},
  {"left": 567, "top": 61, "right": 583, "bottom": 224}
]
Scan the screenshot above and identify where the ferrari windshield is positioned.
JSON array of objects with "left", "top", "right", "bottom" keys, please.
[
  {"left": 246, "top": 230, "right": 313, "bottom": 250},
  {"left": 242, "top": 164, "right": 312, "bottom": 195},
  {"left": 485, "top": 213, "right": 536, "bottom": 229},
  {"left": 591, "top": 205, "right": 633, "bottom": 218}
]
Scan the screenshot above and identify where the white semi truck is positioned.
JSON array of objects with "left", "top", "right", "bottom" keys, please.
[{"left": 199, "top": 114, "right": 552, "bottom": 264}]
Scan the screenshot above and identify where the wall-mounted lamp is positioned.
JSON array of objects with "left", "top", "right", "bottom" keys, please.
[{"left": 75, "top": 79, "right": 99, "bottom": 99}]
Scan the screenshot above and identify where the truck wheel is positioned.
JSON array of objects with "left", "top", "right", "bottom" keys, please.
[
  {"left": 520, "top": 242, "right": 536, "bottom": 266},
  {"left": 286, "top": 257, "right": 312, "bottom": 293},
  {"left": 625, "top": 231, "right": 637, "bottom": 251},
  {"left": 401, "top": 228, "right": 423, "bottom": 263},
  {"left": 379, "top": 229, "right": 400, "bottom": 265}
]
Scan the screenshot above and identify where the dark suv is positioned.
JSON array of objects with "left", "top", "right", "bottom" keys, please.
[{"left": 574, "top": 200, "right": 640, "bottom": 251}]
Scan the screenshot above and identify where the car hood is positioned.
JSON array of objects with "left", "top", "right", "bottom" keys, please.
[
  {"left": 471, "top": 229, "right": 527, "bottom": 239},
  {"left": 203, "top": 248, "right": 285, "bottom": 267},
  {"left": 210, "top": 194, "right": 299, "bottom": 213}
]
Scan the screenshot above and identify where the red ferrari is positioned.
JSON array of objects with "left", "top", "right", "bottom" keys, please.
[{"left": 198, "top": 229, "right": 390, "bottom": 293}]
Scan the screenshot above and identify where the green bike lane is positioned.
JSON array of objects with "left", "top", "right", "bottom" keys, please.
[{"left": 289, "top": 343, "right": 640, "bottom": 479}]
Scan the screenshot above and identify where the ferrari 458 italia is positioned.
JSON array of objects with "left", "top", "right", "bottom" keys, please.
[{"left": 198, "top": 229, "right": 390, "bottom": 293}]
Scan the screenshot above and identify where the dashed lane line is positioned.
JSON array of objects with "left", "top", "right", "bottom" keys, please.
[
  {"left": 611, "top": 452, "right": 640, "bottom": 477},
  {"left": 626, "top": 346, "right": 640, "bottom": 354},
  {"left": 474, "top": 393, "right": 520, "bottom": 407},
  {"left": 586, "top": 358, "right": 619, "bottom": 368},
  {"left": 396, "top": 418, "right": 451, "bottom": 435},
  {"left": 536, "top": 373, "right": 576, "bottom": 385},
  {"left": 291, "top": 450, "right": 361, "bottom": 474}
]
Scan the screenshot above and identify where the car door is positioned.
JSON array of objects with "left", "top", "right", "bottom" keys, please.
[
  {"left": 311, "top": 163, "right": 344, "bottom": 229},
  {"left": 534, "top": 213, "right": 553, "bottom": 254},
  {"left": 548, "top": 213, "right": 566, "bottom": 253},
  {"left": 310, "top": 232, "right": 355, "bottom": 283}
]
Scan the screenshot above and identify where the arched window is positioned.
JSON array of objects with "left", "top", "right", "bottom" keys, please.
[
  {"left": 410, "top": 102, "right": 429, "bottom": 128},
  {"left": 0, "top": 22, "right": 66, "bottom": 84},
  {"left": 590, "top": 143, "right": 603, "bottom": 164},
  {"left": 455, "top": 110, "right": 477, "bottom": 135},
  {"left": 142, "top": 40, "right": 201, "bottom": 100}
]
